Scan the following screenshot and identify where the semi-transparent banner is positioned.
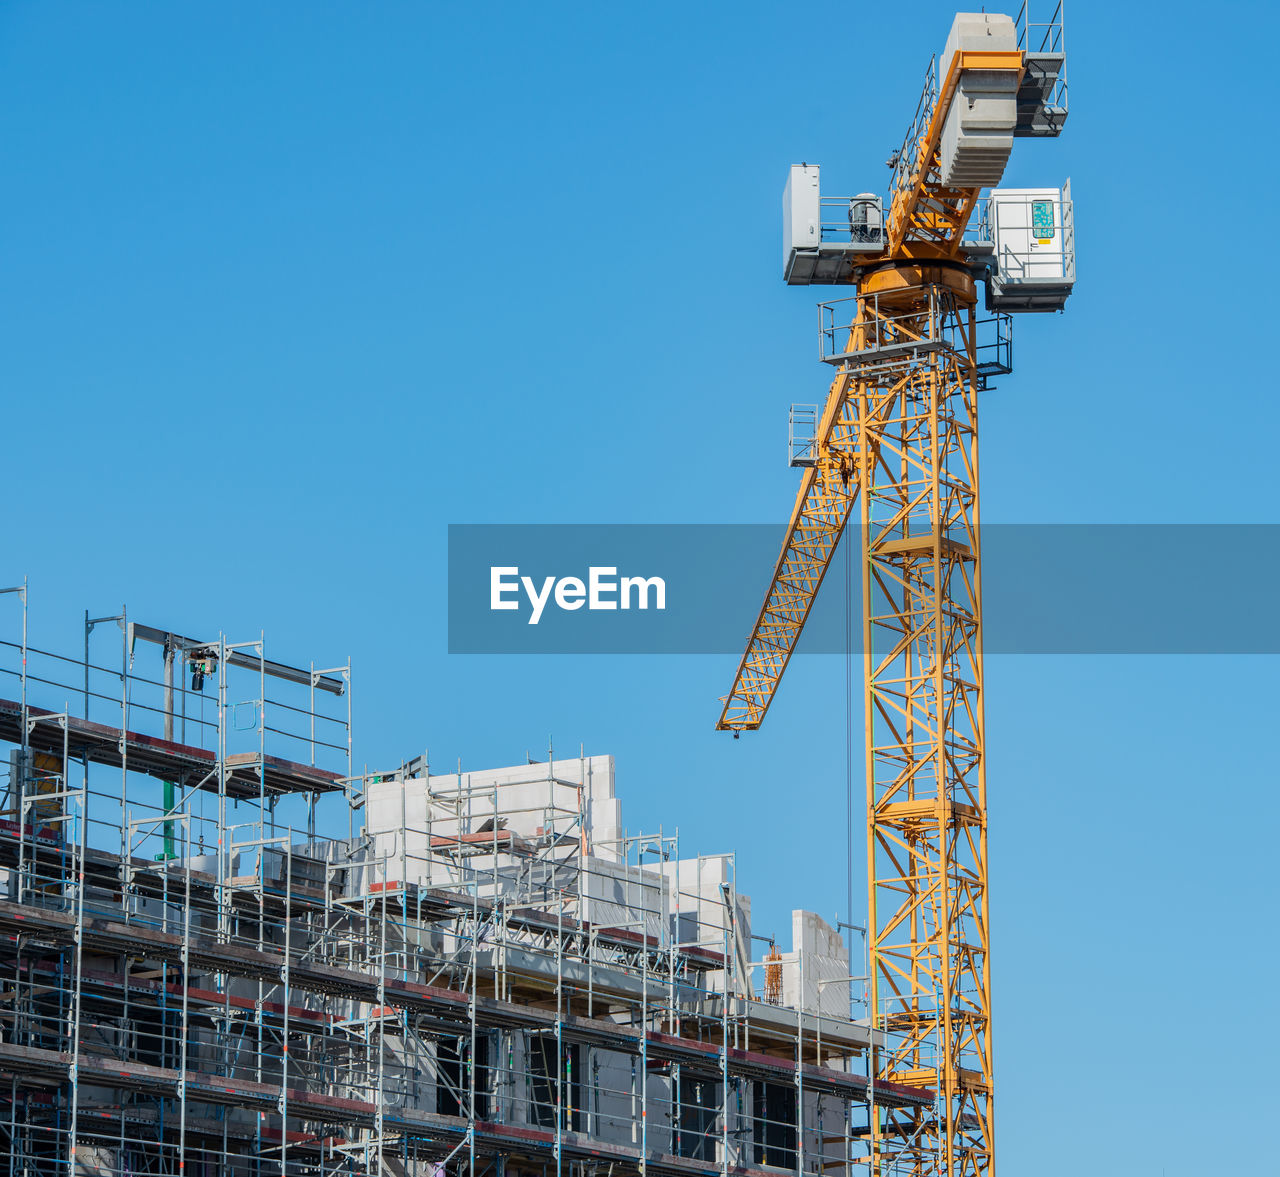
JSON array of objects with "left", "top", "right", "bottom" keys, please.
[{"left": 448, "top": 524, "right": 1280, "bottom": 654}]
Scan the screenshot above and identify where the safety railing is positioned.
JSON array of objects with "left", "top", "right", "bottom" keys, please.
[
  {"left": 890, "top": 55, "right": 939, "bottom": 201},
  {"left": 789, "top": 404, "right": 819, "bottom": 468},
  {"left": 971, "top": 189, "right": 1073, "bottom": 250},
  {"left": 818, "top": 290, "right": 949, "bottom": 366},
  {"left": 1015, "top": 0, "right": 1069, "bottom": 127},
  {"left": 816, "top": 195, "right": 886, "bottom": 249},
  {"left": 1016, "top": 0, "right": 1065, "bottom": 54},
  {"left": 817, "top": 288, "right": 1014, "bottom": 387}
]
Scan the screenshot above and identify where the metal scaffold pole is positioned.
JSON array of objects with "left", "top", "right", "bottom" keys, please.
[{"left": 0, "top": 597, "right": 892, "bottom": 1177}]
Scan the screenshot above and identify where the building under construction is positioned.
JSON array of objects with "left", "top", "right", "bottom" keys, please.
[{"left": 0, "top": 594, "right": 919, "bottom": 1177}]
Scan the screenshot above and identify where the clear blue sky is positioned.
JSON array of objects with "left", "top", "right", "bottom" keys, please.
[{"left": 1, "top": 3, "right": 1276, "bottom": 1173}]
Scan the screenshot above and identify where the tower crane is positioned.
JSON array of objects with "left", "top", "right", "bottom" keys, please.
[{"left": 716, "top": 8, "right": 1073, "bottom": 1177}]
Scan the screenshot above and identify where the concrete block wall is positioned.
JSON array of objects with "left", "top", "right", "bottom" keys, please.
[
  {"left": 363, "top": 757, "right": 754, "bottom": 960},
  {"left": 366, "top": 755, "right": 621, "bottom": 878},
  {"left": 780, "top": 910, "right": 852, "bottom": 1018},
  {"left": 664, "top": 856, "right": 752, "bottom": 950}
]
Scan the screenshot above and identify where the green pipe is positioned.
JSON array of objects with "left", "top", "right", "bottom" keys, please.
[{"left": 155, "top": 780, "right": 176, "bottom": 861}]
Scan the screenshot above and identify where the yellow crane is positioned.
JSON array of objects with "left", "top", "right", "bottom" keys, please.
[{"left": 717, "top": 8, "right": 1072, "bottom": 1176}]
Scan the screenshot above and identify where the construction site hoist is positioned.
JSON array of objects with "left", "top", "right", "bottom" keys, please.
[{"left": 716, "top": 8, "right": 1073, "bottom": 1177}]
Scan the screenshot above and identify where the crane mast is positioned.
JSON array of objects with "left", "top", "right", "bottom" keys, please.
[
  {"left": 855, "top": 264, "right": 990, "bottom": 1177},
  {"left": 717, "top": 9, "right": 1072, "bottom": 1177}
]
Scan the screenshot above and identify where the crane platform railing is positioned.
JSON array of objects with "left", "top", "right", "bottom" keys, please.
[
  {"left": 816, "top": 292, "right": 1013, "bottom": 384},
  {"left": 815, "top": 196, "right": 886, "bottom": 248},
  {"left": 1016, "top": 0, "right": 1065, "bottom": 54},
  {"left": 889, "top": 55, "right": 940, "bottom": 206},
  {"left": 788, "top": 404, "right": 820, "bottom": 468},
  {"left": 818, "top": 292, "right": 943, "bottom": 366},
  {"left": 969, "top": 189, "right": 1074, "bottom": 247},
  {"left": 1015, "top": 0, "right": 1068, "bottom": 132}
]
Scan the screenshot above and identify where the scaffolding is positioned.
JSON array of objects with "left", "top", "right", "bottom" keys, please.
[{"left": 0, "top": 589, "right": 925, "bottom": 1177}]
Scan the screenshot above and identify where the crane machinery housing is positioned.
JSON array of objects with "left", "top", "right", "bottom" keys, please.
[{"left": 716, "top": 6, "right": 1073, "bottom": 1177}]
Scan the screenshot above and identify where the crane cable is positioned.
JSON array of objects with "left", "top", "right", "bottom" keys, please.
[
  {"left": 843, "top": 520, "right": 863, "bottom": 1164},
  {"left": 844, "top": 527, "right": 853, "bottom": 957}
]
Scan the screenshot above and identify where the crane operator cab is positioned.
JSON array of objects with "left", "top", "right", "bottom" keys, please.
[{"left": 979, "top": 182, "right": 1074, "bottom": 311}]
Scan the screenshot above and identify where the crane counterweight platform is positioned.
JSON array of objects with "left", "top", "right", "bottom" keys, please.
[{"left": 717, "top": 7, "right": 1073, "bottom": 1176}]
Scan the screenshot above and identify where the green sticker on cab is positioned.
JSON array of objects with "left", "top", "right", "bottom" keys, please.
[{"left": 1032, "top": 199, "right": 1055, "bottom": 242}]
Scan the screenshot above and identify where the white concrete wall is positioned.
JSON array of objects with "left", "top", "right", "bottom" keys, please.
[
  {"left": 365, "top": 755, "right": 621, "bottom": 886},
  {"left": 580, "top": 854, "right": 667, "bottom": 940},
  {"left": 666, "top": 856, "right": 737, "bottom": 948},
  {"left": 781, "top": 910, "right": 851, "bottom": 1017},
  {"left": 362, "top": 758, "right": 762, "bottom": 983}
]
